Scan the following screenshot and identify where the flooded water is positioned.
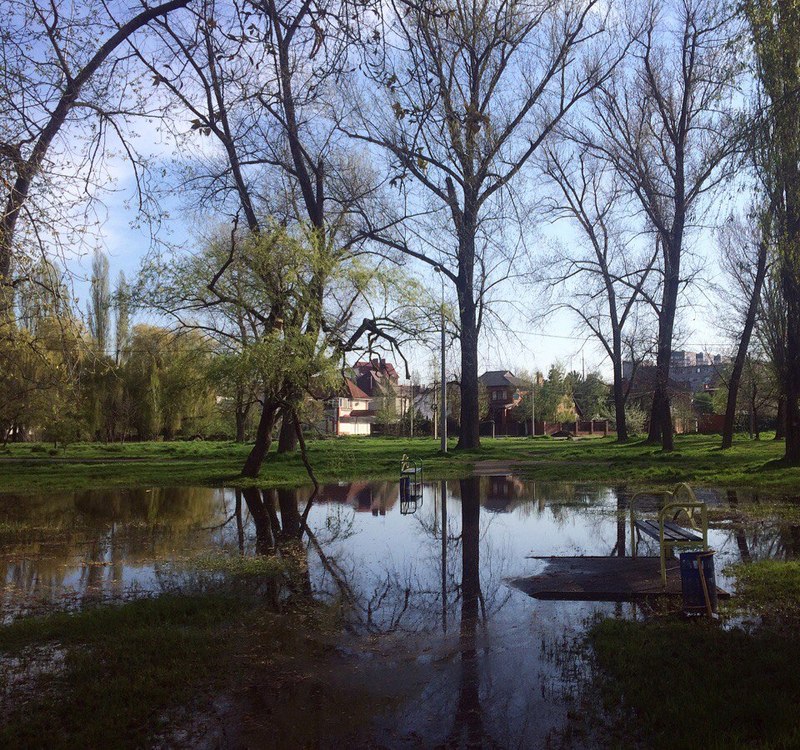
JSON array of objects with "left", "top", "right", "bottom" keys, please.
[{"left": 1, "top": 477, "right": 797, "bottom": 746}]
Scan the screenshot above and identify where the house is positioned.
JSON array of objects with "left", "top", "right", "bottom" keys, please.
[
  {"left": 352, "top": 358, "right": 411, "bottom": 421},
  {"left": 323, "top": 378, "right": 375, "bottom": 436},
  {"left": 479, "top": 370, "right": 528, "bottom": 435}
]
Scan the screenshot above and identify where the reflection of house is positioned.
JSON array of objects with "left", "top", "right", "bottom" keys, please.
[
  {"left": 479, "top": 370, "right": 528, "bottom": 435},
  {"left": 322, "top": 481, "right": 396, "bottom": 514},
  {"left": 324, "top": 379, "right": 375, "bottom": 436},
  {"left": 482, "top": 475, "right": 528, "bottom": 513}
]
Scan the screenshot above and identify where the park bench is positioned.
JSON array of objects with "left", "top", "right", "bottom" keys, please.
[
  {"left": 629, "top": 482, "right": 708, "bottom": 587},
  {"left": 400, "top": 454, "right": 423, "bottom": 514}
]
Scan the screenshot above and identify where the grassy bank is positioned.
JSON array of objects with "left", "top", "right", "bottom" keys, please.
[
  {"left": 1, "top": 433, "right": 799, "bottom": 494},
  {"left": 0, "top": 578, "right": 380, "bottom": 748},
  {"left": 576, "top": 560, "right": 800, "bottom": 749}
]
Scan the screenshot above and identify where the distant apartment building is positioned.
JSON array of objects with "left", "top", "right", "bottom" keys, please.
[{"left": 623, "top": 351, "right": 728, "bottom": 394}]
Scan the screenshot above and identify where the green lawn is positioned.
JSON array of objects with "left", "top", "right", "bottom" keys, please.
[
  {"left": 578, "top": 560, "right": 800, "bottom": 749},
  {"left": 1, "top": 433, "right": 799, "bottom": 493}
]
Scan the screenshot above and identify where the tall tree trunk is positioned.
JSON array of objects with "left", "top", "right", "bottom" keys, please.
[
  {"left": 648, "top": 245, "right": 681, "bottom": 451},
  {"left": 612, "top": 332, "right": 628, "bottom": 442},
  {"left": 782, "top": 260, "right": 800, "bottom": 462},
  {"left": 722, "top": 237, "right": 768, "bottom": 449},
  {"left": 277, "top": 412, "right": 298, "bottom": 453},
  {"left": 235, "top": 407, "right": 248, "bottom": 442},
  {"left": 241, "top": 399, "right": 278, "bottom": 477},
  {"left": 776, "top": 395, "right": 786, "bottom": 440},
  {"left": 457, "top": 316, "right": 480, "bottom": 450}
]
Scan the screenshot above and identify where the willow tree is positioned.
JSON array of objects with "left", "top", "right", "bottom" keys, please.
[
  {"left": 134, "top": 0, "right": 409, "bottom": 475},
  {"left": 348, "top": 0, "right": 616, "bottom": 449},
  {"left": 746, "top": 0, "right": 800, "bottom": 463}
]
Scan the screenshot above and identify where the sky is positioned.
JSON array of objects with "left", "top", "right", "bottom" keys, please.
[{"left": 73, "top": 149, "right": 731, "bottom": 388}]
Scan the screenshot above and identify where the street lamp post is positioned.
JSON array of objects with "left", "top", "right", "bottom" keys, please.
[{"left": 434, "top": 266, "right": 447, "bottom": 453}]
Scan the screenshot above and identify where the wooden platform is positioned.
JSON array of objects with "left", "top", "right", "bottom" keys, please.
[{"left": 509, "top": 556, "right": 731, "bottom": 602}]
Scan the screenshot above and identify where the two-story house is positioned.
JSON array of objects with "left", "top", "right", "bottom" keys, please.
[
  {"left": 479, "top": 370, "right": 528, "bottom": 435},
  {"left": 353, "top": 358, "right": 410, "bottom": 420},
  {"left": 324, "top": 379, "right": 374, "bottom": 436}
]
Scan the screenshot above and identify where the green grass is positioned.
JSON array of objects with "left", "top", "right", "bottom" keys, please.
[
  {"left": 586, "top": 617, "right": 800, "bottom": 749},
  {"left": 577, "top": 561, "right": 800, "bottom": 748},
  {"left": 1, "top": 433, "right": 800, "bottom": 494},
  {"left": 727, "top": 560, "right": 800, "bottom": 624},
  {"left": 0, "top": 573, "right": 376, "bottom": 748},
  {"left": 0, "top": 593, "right": 249, "bottom": 749}
]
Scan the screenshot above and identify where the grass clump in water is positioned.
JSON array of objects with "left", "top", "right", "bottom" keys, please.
[
  {"left": 190, "top": 552, "right": 287, "bottom": 577},
  {"left": 727, "top": 560, "right": 800, "bottom": 623}
]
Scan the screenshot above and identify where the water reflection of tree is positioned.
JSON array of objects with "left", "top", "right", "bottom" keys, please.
[
  {"left": 0, "top": 487, "right": 225, "bottom": 618},
  {"left": 443, "top": 476, "right": 495, "bottom": 747}
]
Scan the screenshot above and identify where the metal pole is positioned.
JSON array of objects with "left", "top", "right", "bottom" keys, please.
[{"left": 435, "top": 267, "right": 447, "bottom": 453}]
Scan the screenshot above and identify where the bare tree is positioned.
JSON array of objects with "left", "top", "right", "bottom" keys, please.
[
  {"left": 717, "top": 211, "right": 771, "bottom": 448},
  {"left": 542, "top": 147, "right": 657, "bottom": 441},
  {"left": 0, "top": 0, "right": 192, "bottom": 316},
  {"left": 577, "top": 0, "right": 743, "bottom": 450},
  {"left": 345, "top": 0, "right": 617, "bottom": 449}
]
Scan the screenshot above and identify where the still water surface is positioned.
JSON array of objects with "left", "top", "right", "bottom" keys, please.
[{"left": 1, "top": 477, "right": 796, "bottom": 746}]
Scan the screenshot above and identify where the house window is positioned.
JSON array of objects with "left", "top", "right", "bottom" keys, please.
[
  {"left": 492, "top": 391, "right": 498, "bottom": 401},
  {"left": 501, "top": 390, "right": 507, "bottom": 400}
]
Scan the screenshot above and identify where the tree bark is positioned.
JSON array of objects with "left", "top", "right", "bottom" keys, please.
[
  {"left": 277, "top": 412, "right": 297, "bottom": 453},
  {"left": 612, "top": 330, "right": 628, "bottom": 442},
  {"left": 722, "top": 237, "right": 769, "bottom": 449},
  {"left": 241, "top": 399, "right": 279, "bottom": 477},
  {"left": 457, "top": 301, "right": 481, "bottom": 450},
  {"left": 235, "top": 407, "right": 248, "bottom": 443},
  {"left": 775, "top": 395, "right": 786, "bottom": 439}
]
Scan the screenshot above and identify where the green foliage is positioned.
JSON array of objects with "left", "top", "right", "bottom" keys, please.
[
  {"left": 190, "top": 552, "right": 287, "bottom": 577},
  {"left": 567, "top": 371, "right": 609, "bottom": 420},
  {"left": 728, "top": 560, "right": 800, "bottom": 623},
  {"left": 693, "top": 391, "right": 715, "bottom": 414}
]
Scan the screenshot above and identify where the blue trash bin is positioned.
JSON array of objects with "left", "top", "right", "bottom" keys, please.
[{"left": 680, "top": 550, "right": 717, "bottom": 616}]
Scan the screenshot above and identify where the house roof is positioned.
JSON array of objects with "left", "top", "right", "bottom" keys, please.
[
  {"left": 479, "top": 370, "right": 527, "bottom": 388},
  {"left": 354, "top": 358, "right": 399, "bottom": 380},
  {"left": 344, "top": 379, "right": 370, "bottom": 400}
]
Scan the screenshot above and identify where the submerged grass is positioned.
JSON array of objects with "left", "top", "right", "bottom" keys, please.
[
  {"left": 2, "top": 433, "right": 800, "bottom": 494},
  {"left": 0, "top": 570, "right": 377, "bottom": 748}
]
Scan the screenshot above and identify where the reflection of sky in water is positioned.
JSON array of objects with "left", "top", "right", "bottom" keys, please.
[
  {"left": 0, "top": 479, "right": 797, "bottom": 623},
  {"left": 1, "top": 479, "right": 798, "bottom": 745}
]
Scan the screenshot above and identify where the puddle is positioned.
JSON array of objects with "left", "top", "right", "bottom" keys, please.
[{"left": 0, "top": 478, "right": 797, "bottom": 746}]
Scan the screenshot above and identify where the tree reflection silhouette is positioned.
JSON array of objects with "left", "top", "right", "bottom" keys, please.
[{"left": 444, "top": 476, "right": 497, "bottom": 748}]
